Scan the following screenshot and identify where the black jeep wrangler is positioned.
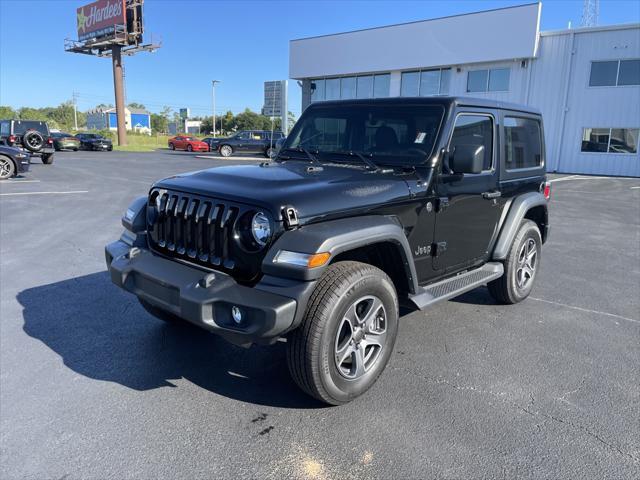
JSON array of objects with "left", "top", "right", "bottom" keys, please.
[
  {"left": 0, "top": 120, "right": 55, "bottom": 164},
  {"left": 106, "top": 98, "right": 550, "bottom": 405}
]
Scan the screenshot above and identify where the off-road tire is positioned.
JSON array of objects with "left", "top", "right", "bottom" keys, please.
[
  {"left": 23, "top": 130, "right": 44, "bottom": 152},
  {"left": 488, "top": 219, "right": 541, "bottom": 304},
  {"left": 287, "top": 261, "right": 399, "bottom": 405},
  {"left": 41, "top": 153, "right": 54, "bottom": 165},
  {"left": 138, "top": 298, "right": 183, "bottom": 324},
  {"left": 0, "top": 155, "right": 15, "bottom": 180}
]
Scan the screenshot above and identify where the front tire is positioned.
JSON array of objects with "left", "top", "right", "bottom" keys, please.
[
  {"left": 187, "top": 144, "right": 193, "bottom": 152},
  {"left": 41, "top": 153, "right": 54, "bottom": 164},
  {"left": 287, "top": 261, "right": 399, "bottom": 405},
  {"left": 488, "top": 219, "right": 541, "bottom": 304},
  {"left": 169, "top": 143, "right": 175, "bottom": 150}
]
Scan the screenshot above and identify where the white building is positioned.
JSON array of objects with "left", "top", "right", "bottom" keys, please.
[{"left": 289, "top": 3, "right": 640, "bottom": 177}]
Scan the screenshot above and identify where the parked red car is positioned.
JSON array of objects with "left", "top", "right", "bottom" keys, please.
[{"left": 168, "top": 136, "right": 210, "bottom": 152}]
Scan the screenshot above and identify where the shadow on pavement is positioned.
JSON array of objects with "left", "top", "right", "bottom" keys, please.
[{"left": 18, "top": 271, "right": 324, "bottom": 409}]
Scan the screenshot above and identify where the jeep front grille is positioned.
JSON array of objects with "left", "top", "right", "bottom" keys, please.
[{"left": 147, "top": 188, "right": 263, "bottom": 283}]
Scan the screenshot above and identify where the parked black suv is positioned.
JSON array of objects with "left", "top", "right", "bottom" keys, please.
[
  {"left": 106, "top": 98, "right": 550, "bottom": 405},
  {"left": 0, "top": 120, "right": 54, "bottom": 164},
  {"left": 76, "top": 133, "right": 113, "bottom": 151},
  {"left": 206, "top": 130, "right": 285, "bottom": 158}
]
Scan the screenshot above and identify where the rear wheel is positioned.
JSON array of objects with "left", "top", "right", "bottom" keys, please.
[
  {"left": 220, "top": 144, "right": 233, "bottom": 157},
  {"left": 265, "top": 147, "right": 274, "bottom": 158},
  {"left": 41, "top": 153, "right": 54, "bottom": 165},
  {"left": 488, "top": 219, "right": 541, "bottom": 304},
  {"left": 287, "top": 261, "right": 399, "bottom": 405},
  {"left": 187, "top": 144, "right": 193, "bottom": 152},
  {"left": 0, "top": 155, "right": 15, "bottom": 179}
]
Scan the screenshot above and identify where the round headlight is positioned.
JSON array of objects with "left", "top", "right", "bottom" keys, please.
[{"left": 251, "top": 212, "right": 271, "bottom": 246}]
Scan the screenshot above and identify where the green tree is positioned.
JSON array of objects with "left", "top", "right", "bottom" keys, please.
[
  {"left": 151, "top": 113, "right": 168, "bottom": 133},
  {"left": 128, "top": 102, "right": 146, "bottom": 110},
  {"left": 0, "top": 106, "right": 16, "bottom": 118}
]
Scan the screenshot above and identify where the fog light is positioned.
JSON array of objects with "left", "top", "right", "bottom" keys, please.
[{"left": 231, "top": 306, "right": 243, "bottom": 324}]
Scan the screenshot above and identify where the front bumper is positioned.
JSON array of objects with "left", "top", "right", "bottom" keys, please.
[
  {"left": 15, "top": 155, "right": 31, "bottom": 173},
  {"left": 105, "top": 239, "right": 312, "bottom": 346}
]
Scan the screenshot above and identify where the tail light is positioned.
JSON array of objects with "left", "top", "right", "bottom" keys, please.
[
  {"left": 47, "top": 138, "right": 53, "bottom": 144},
  {"left": 542, "top": 181, "right": 551, "bottom": 201},
  {"left": 8, "top": 135, "right": 15, "bottom": 143}
]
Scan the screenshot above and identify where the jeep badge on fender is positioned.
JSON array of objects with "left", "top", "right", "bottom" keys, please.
[{"left": 105, "top": 97, "right": 550, "bottom": 405}]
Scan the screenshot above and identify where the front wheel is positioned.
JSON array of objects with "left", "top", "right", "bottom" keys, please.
[
  {"left": 169, "top": 143, "right": 175, "bottom": 150},
  {"left": 41, "top": 153, "right": 54, "bottom": 164},
  {"left": 219, "top": 144, "right": 233, "bottom": 157},
  {"left": 187, "top": 144, "right": 193, "bottom": 152},
  {"left": 287, "top": 261, "right": 399, "bottom": 405},
  {"left": 488, "top": 219, "right": 542, "bottom": 304},
  {"left": 265, "top": 147, "right": 274, "bottom": 158}
]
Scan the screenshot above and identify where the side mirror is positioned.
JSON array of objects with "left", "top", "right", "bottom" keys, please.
[{"left": 449, "top": 144, "right": 484, "bottom": 174}]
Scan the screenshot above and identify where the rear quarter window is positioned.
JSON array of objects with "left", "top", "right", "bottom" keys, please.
[{"left": 504, "top": 116, "right": 543, "bottom": 171}]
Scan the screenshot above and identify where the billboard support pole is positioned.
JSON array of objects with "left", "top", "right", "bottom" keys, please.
[{"left": 112, "top": 44, "right": 127, "bottom": 146}]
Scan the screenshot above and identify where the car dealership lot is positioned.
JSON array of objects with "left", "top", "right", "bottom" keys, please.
[{"left": 1, "top": 151, "right": 639, "bottom": 479}]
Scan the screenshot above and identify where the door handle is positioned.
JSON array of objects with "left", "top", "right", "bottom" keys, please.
[{"left": 482, "top": 191, "right": 501, "bottom": 199}]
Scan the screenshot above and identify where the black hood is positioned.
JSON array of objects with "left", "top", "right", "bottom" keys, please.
[{"left": 152, "top": 162, "right": 414, "bottom": 223}]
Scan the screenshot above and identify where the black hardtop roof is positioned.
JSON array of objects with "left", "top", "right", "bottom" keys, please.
[{"left": 310, "top": 97, "right": 542, "bottom": 115}]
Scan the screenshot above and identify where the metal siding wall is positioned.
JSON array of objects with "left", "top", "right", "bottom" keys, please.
[
  {"left": 560, "top": 28, "right": 640, "bottom": 176},
  {"left": 528, "top": 34, "right": 574, "bottom": 172}
]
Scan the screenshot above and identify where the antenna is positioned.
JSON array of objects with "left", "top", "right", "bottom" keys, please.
[{"left": 581, "top": 0, "right": 599, "bottom": 27}]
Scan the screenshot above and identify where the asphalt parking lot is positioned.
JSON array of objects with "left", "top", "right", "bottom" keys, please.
[{"left": 1, "top": 150, "right": 639, "bottom": 479}]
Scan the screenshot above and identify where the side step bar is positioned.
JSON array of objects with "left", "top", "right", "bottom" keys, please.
[{"left": 408, "top": 262, "right": 504, "bottom": 310}]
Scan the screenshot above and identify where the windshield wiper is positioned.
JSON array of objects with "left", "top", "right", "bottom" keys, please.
[
  {"left": 329, "top": 151, "right": 381, "bottom": 172},
  {"left": 279, "top": 146, "right": 321, "bottom": 165}
]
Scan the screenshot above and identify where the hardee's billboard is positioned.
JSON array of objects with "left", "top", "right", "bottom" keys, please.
[{"left": 76, "top": 0, "right": 126, "bottom": 42}]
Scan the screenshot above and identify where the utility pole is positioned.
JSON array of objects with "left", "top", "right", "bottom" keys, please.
[
  {"left": 212, "top": 80, "right": 220, "bottom": 137},
  {"left": 72, "top": 91, "right": 78, "bottom": 131},
  {"left": 112, "top": 45, "right": 127, "bottom": 146}
]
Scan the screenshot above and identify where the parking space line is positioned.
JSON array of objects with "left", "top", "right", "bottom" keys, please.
[
  {"left": 631, "top": 186, "right": 640, "bottom": 189},
  {"left": 0, "top": 190, "right": 89, "bottom": 196},
  {"left": 529, "top": 297, "right": 640, "bottom": 325},
  {"left": 2, "top": 180, "right": 41, "bottom": 183}
]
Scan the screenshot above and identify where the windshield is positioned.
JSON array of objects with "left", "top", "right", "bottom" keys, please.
[{"left": 283, "top": 103, "right": 444, "bottom": 165}]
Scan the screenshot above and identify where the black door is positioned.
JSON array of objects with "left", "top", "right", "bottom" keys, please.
[
  {"left": 432, "top": 111, "right": 503, "bottom": 274},
  {"left": 234, "top": 131, "right": 251, "bottom": 151}
]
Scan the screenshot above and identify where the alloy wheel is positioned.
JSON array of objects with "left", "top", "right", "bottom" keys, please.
[
  {"left": 334, "top": 295, "right": 387, "bottom": 380},
  {"left": 0, "top": 157, "right": 12, "bottom": 179},
  {"left": 516, "top": 238, "right": 537, "bottom": 289}
]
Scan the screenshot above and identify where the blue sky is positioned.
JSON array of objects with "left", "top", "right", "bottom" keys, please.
[{"left": 1, "top": 0, "right": 638, "bottom": 118}]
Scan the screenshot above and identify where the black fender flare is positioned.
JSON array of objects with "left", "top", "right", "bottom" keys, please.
[
  {"left": 262, "top": 215, "right": 419, "bottom": 293},
  {"left": 492, "top": 192, "right": 548, "bottom": 260}
]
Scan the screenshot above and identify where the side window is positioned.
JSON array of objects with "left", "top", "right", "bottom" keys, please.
[
  {"left": 237, "top": 131, "right": 250, "bottom": 140},
  {"left": 449, "top": 114, "right": 493, "bottom": 171},
  {"left": 0, "top": 122, "right": 9, "bottom": 135},
  {"left": 504, "top": 117, "right": 543, "bottom": 170}
]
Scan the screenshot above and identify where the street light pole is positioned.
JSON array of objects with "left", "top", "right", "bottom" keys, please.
[{"left": 212, "top": 80, "right": 220, "bottom": 137}]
